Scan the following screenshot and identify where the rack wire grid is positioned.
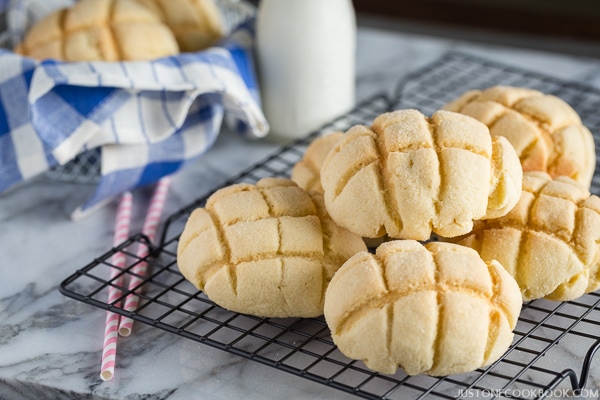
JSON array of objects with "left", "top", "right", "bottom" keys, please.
[{"left": 60, "top": 52, "right": 600, "bottom": 400}]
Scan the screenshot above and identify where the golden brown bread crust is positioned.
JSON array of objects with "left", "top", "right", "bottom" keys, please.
[
  {"left": 18, "top": 0, "right": 179, "bottom": 61},
  {"left": 452, "top": 171, "right": 600, "bottom": 301},
  {"left": 443, "top": 85, "right": 596, "bottom": 189},
  {"left": 320, "top": 109, "right": 523, "bottom": 240},
  {"left": 177, "top": 178, "right": 367, "bottom": 318},
  {"left": 291, "top": 131, "right": 344, "bottom": 193},
  {"left": 133, "top": 0, "right": 223, "bottom": 52},
  {"left": 324, "top": 240, "right": 522, "bottom": 376}
]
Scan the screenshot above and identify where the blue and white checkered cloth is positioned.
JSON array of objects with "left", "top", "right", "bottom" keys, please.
[{"left": 0, "top": 0, "right": 268, "bottom": 215}]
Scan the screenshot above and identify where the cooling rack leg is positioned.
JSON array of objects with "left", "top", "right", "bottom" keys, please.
[{"left": 573, "top": 338, "right": 600, "bottom": 395}]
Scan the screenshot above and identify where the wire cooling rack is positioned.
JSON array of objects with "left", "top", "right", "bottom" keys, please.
[{"left": 60, "top": 52, "right": 600, "bottom": 400}]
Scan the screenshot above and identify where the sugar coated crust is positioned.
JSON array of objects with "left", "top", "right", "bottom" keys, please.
[
  {"left": 177, "top": 178, "right": 367, "bottom": 318},
  {"left": 18, "top": 0, "right": 179, "bottom": 61},
  {"left": 443, "top": 85, "right": 596, "bottom": 188},
  {"left": 320, "top": 109, "right": 523, "bottom": 240},
  {"left": 324, "top": 240, "right": 522, "bottom": 376},
  {"left": 453, "top": 171, "right": 600, "bottom": 301}
]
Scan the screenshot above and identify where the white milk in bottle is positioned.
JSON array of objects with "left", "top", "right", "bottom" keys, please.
[{"left": 256, "top": 0, "right": 356, "bottom": 142}]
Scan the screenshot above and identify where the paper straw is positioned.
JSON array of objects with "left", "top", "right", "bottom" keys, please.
[
  {"left": 119, "top": 177, "right": 172, "bottom": 337},
  {"left": 100, "top": 191, "right": 133, "bottom": 381}
]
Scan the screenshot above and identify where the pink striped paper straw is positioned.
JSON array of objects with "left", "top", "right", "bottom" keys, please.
[
  {"left": 119, "top": 177, "right": 172, "bottom": 337},
  {"left": 100, "top": 191, "right": 133, "bottom": 381}
]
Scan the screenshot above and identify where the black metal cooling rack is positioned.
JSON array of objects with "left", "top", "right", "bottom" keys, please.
[{"left": 60, "top": 52, "right": 600, "bottom": 400}]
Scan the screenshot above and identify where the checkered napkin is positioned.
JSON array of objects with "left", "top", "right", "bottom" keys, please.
[{"left": 0, "top": 0, "right": 269, "bottom": 215}]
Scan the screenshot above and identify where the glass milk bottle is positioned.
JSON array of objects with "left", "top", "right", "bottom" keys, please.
[{"left": 256, "top": 0, "right": 356, "bottom": 142}]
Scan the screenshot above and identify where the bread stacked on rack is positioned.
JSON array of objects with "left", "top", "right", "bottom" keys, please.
[
  {"left": 443, "top": 86, "right": 596, "bottom": 188},
  {"left": 178, "top": 85, "right": 598, "bottom": 377},
  {"left": 440, "top": 86, "right": 600, "bottom": 302},
  {"left": 177, "top": 178, "right": 367, "bottom": 318},
  {"left": 15, "top": 0, "right": 223, "bottom": 61},
  {"left": 319, "top": 109, "right": 523, "bottom": 240},
  {"left": 324, "top": 240, "right": 522, "bottom": 376},
  {"left": 452, "top": 171, "right": 600, "bottom": 302}
]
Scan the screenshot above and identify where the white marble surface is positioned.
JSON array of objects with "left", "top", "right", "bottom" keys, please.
[{"left": 2, "top": 25, "right": 600, "bottom": 400}]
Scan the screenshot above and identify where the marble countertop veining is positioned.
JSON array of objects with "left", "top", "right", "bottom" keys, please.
[{"left": 2, "top": 25, "right": 600, "bottom": 400}]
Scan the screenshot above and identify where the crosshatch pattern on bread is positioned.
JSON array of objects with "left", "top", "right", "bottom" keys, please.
[
  {"left": 320, "top": 109, "right": 523, "bottom": 241},
  {"left": 16, "top": 0, "right": 180, "bottom": 61},
  {"left": 177, "top": 178, "right": 367, "bottom": 318},
  {"left": 324, "top": 240, "right": 522, "bottom": 376},
  {"left": 443, "top": 85, "right": 596, "bottom": 189},
  {"left": 453, "top": 172, "right": 600, "bottom": 302}
]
